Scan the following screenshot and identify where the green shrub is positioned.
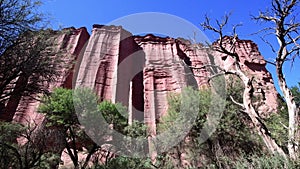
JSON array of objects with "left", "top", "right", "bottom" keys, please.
[
  {"left": 235, "top": 154, "right": 300, "bottom": 169},
  {"left": 91, "top": 156, "right": 153, "bottom": 169}
]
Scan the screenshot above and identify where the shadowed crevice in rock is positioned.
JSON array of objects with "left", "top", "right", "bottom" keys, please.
[{"left": 175, "top": 39, "right": 192, "bottom": 66}]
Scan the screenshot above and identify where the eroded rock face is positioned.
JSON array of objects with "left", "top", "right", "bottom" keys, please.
[
  {"left": 74, "top": 25, "right": 145, "bottom": 123},
  {"left": 13, "top": 27, "right": 90, "bottom": 124},
  {"left": 10, "top": 25, "right": 278, "bottom": 128},
  {"left": 212, "top": 37, "right": 278, "bottom": 117},
  {"left": 1, "top": 27, "right": 91, "bottom": 168},
  {"left": 134, "top": 34, "right": 200, "bottom": 135},
  {"left": 6, "top": 26, "right": 279, "bottom": 167}
]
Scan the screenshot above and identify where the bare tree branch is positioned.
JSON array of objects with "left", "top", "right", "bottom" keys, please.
[
  {"left": 200, "top": 11, "right": 287, "bottom": 158},
  {"left": 260, "top": 36, "right": 277, "bottom": 53},
  {"left": 254, "top": 0, "right": 300, "bottom": 159},
  {"left": 230, "top": 95, "right": 245, "bottom": 108},
  {"left": 265, "top": 60, "right": 277, "bottom": 66}
]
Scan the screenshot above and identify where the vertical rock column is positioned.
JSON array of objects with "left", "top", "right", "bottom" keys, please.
[
  {"left": 143, "top": 66, "right": 157, "bottom": 160},
  {"left": 135, "top": 35, "right": 200, "bottom": 160},
  {"left": 134, "top": 35, "right": 197, "bottom": 122},
  {"left": 75, "top": 25, "right": 122, "bottom": 102},
  {"left": 143, "top": 66, "right": 157, "bottom": 136},
  {"left": 176, "top": 40, "right": 211, "bottom": 87},
  {"left": 75, "top": 25, "right": 145, "bottom": 123}
]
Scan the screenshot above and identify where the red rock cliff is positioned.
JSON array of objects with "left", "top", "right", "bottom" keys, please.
[
  {"left": 212, "top": 36, "right": 278, "bottom": 117},
  {"left": 12, "top": 27, "right": 90, "bottom": 124},
  {"left": 10, "top": 25, "right": 278, "bottom": 128}
]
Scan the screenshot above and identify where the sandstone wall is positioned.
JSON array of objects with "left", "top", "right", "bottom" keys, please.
[
  {"left": 213, "top": 37, "right": 278, "bottom": 117},
  {"left": 2, "top": 25, "right": 280, "bottom": 167},
  {"left": 10, "top": 25, "right": 278, "bottom": 128},
  {"left": 12, "top": 27, "right": 90, "bottom": 124}
]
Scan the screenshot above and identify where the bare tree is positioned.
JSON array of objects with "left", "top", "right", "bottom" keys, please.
[
  {"left": 197, "top": 0, "right": 300, "bottom": 160},
  {"left": 197, "top": 14, "right": 287, "bottom": 157},
  {"left": 253, "top": 0, "right": 300, "bottom": 159}
]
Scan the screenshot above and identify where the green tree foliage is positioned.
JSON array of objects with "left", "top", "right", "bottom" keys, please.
[
  {"left": 39, "top": 88, "right": 98, "bottom": 169},
  {"left": 263, "top": 82, "right": 300, "bottom": 151},
  {"left": 156, "top": 87, "right": 213, "bottom": 168},
  {"left": 39, "top": 83, "right": 299, "bottom": 168},
  {"left": 265, "top": 83, "right": 300, "bottom": 149},
  {"left": 157, "top": 87, "right": 209, "bottom": 134},
  {"left": 198, "top": 77, "right": 263, "bottom": 168},
  {"left": 235, "top": 153, "right": 300, "bottom": 169},
  {"left": 0, "top": 122, "right": 24, "bottom": 168},
  {"left": 0, "top": 29, "right": 65, "bottom": 113},
  {"left": 39, "top": 87, "right": 77, "bottom": 127},
  {"left": 98, "top": 100, "right": 127, "bottom": 134},
  {"left": 91, "top": 156, "right": 153, "bottom": 169},
  {"left": 265, "top": 98, "right": 289, "bottom": 148},
  {"left": 124, "top": 120, "right": 147, "bottom": 138},
  {"left": 155, "top": 79, "right": 263, "bottom": 168},
  {"left": 39, "top": 87, "right": 148, "bottom": 168}
]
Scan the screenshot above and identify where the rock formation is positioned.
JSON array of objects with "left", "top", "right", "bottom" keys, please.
[
  {"left": 11, "top": 27, "right": 90, "bottom": 124},
  {"left": 212, "top": 36, "right": 278, "bottom": 117},
  {"left": 7, "top": 25, "right": 278, "bottom": 126},
  {"left": 1, "top": 25, "right": 280, "bottom": 167}
]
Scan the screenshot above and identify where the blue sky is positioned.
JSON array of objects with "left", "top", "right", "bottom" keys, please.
[{"left": 41, "top": 0, "right": 300, "bottom": 90}]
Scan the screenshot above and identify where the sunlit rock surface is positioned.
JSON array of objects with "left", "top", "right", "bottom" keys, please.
[
  {"left": 5, "top": 25, "right": 279, "bottom": 167},
  {"left": 12, "top": 27, "right": 90, "bottom": 124},
  {"left": 10, "top": 25, "right": 278, "bottom": 127}
]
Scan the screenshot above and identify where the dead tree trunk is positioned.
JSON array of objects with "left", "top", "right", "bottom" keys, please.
[
  {"left": 237, "top": 67, "right": 286, "bottom": 157},
  {"left": 199, "top": 14, "right": 287, "bottom": 157},
  {"left": 274, "top": 21, "right": 300, "bottom": 159},
  {"left": 277, "top": 59, "right": 299, "bottom": 159},
  {"left": 253, "top": 0, "right": 300, "bottom": 159}
]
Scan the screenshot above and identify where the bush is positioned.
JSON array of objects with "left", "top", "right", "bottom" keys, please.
[{"left": 235, "top": 153, "right": 300, "bottom": 169}]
